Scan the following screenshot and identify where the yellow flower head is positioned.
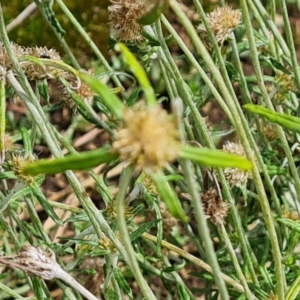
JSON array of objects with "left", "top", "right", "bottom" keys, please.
[
  {"left": 113, "top": 102, "right": 181, "bottom": 171},
  {"left": 8, "top": 153, "right": 36, "bottom": 185}
]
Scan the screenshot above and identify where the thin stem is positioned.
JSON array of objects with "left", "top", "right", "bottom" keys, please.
[
  {"left": 220, "top": 224, "right": 255, "bottom": 300},
  {"left": 160, "top": 10, "right": 259, "bottom": 286},
  {"left": 142, "top": 232, "right": 256, "bottom": 297},
  {"left": 33, "top": 0, "right": 80, "bottom": 69},
  {"left": 239, "top": 0, "right": 287, "bottom": 297},
  {"left": 168, "top": 1, "right": 286, "bottom": 298},
  {"left": 277, "top": 0, "right": 300, "bottom": 89},
  {"left": 55, "top": 0, "right": 123, "bottom": 88},
  {"left": 56, "top": 269, "right": 99, "bottom": 300},
  {"left": 116, "top": 167, "right": 156, "bottom": 300}
]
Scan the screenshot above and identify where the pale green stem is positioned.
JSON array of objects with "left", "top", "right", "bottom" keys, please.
[
  {"left": 250, "top": 0, "right": 290, "bottom": 56},
  {"left": 0, "top": 282, "right": 27, "bottom": 300},
  {"left": 179, "top": 159, "right": 229, "bottom": 299},
  {"left": 159, "top": 16, "right": 233, "bottom": 122},
  {"left": 168, "top": 1, "right": 286, "bottom": 298},
  {"left": 55, "top": 0, "right": 123, "bottom": 88},
  {"left": 0, "top": 4, "right": 139, "bottom": 285},
  {"left": 220, "top": 224, "right": 256, "bottom": 300},
  {"left": 142, "top": 232, "right": 252, "bottom": 296},
  {"left": 160, "top": 13, "right": 259, "bottom": 286},
  {"left": 240, "top": 0, "right": 288, "bottom": 297},
  {"left": 229, "top": 34, "right": 283, "bottom": 218},
  {"left": 33, "top": 0, "right": 80, "bottom": 69},
  {"left": 116, "top": 167, "right": 156, "bottom": 300},
  {"left": 277, "top": 0, "right": 300, "bottom": 89}
]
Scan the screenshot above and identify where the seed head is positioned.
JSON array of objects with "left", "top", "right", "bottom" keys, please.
[
  {"left": 0, "top": 42, "right": 27, "bottom": 70},
  {"left": 113, "top": 102, "right": 181, "bottom": 171},
  {"left": 201, "top": 188, "right": 229, "bottom": 225},
  {"left": 275, "top": 70, "right": 295, "bottom": 93},
  {"left": 108, "top": 0, "right": 147, "bottom": 42},
  {"left": 198, "top": 5, "right": 241, "bottom": 45},
  {"left": 0, "top": 245, "right": 59, "bottom": 280},
  {"left": 98, "top": 233, "right": 122, "bottom": 254},
  {"left": 8, "top": 153, "right": 36, "bottom": 185},
  {"left": 104, "top": 200, "right": 133, "bottom": 221},
  {"left": 21, "top": 46, "right": 62, "bottom": 80},
  {"left": 222, "top": 141, "right": 252, "bottom": 187}
]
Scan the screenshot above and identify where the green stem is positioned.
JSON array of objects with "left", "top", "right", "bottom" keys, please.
[
  {"left": 168, "top": 1, "right": 286, "bottom": 298},
  {"left": 160, "top": 10, "right": 259, "bottom": 286},
  {"left": 277, "top": 0, "right": 300, "bottom": 89},
  {"left": 55, "top": 0, "right": 123, "bottom": 88},
  {"left": 238, "top": 0, "right": 288, "bottom": 297},
  {"left": 33, "top": 0, "right": 80, "bottom": 69},
  {"left": 116, "top": 167, "right": 156, "bottom": 300},
  {"left": 220, "top": 224, "right": 255, "bottom": 300}
]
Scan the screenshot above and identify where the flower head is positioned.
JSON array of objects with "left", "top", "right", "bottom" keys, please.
[
  {"left": 0, "top": 245, "right": 59, "bottom": 280},
  {"left": 0, "top": 42, "right": 27, "bottom": 70},
  {"left": 108, "top": 0, "right": 147, "bottom": 42},
  {"left": 8, "top": 153, "right": 36, "bottom": 185},
  {"left": 113, "top": 102, "right": 181, "bottom": 171},
  {"left": 198, "top": 5, "right": 241, "bottom": 45},
  {"left": 201, "top": 188, "right": 229, "bottom": 225},
  {"left": 21, "top": 46, "right": 62, "bottom": 80},
  {"left": 222, "top": 141, "right": 252, "bottom": 187}
]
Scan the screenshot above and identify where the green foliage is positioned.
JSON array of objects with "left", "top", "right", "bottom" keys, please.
[{"left": 1, "top": 0, "right": 300, "bottom": 300}]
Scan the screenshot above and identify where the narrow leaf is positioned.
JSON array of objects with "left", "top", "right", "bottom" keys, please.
[
  {"left": 79, "top": 73, "right": 124, "bottom": 119},
  {"left": 23, "top": 149, "right": 119, "bottom": 175},
  {"left": 150, "top": 170, "right": 188, "bottom": 222},
  {"left": 244, "top": 104, "right": 300, "bottom": 132},
  {"left": 277, "top": 218, "right": 300, "bottom": 233},
  {"left": 130, "top": 219, "right": 161, "bottom": 242},
  {"left": 115, "top": 43, "right": 157, "bottom": 106},
  {"left": 114, "top": 268, "right": 133, "bottom": 299},
  {"left": 180, "top": 146, "right": 252, "bottom": 170},
  {"left": 31, "top": 183, "right": 63, "bottom": 226},
  {"left": 286, "top": 274, "right": 300, "bottom": 300}
]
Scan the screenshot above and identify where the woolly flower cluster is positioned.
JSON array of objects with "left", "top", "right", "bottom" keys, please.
[
  {"left": 0, "top": 42, "right": 93, "bottom": 107},
  {"left": 113, "top": 102, "right": 181, "bottom": 171},
  {"left": 222, "top": 141, "right": 252, "bottom": 187},
  {"left": 108, "top": 0, "right": 147, "bottom": 42},
  {"left": 0, "top": 43, "right": 61, "bottom": 80},
  {"left": 201, "top": 188, "right": 229, "bottom": 225},
  {"left": 198, "top": 5, "right": 241, "bottom": 45}
]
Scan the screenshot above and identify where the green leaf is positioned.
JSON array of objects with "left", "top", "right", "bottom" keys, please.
[
  {"left": 0, "top": 78, "right": 5, "bottom": 154},
  {"left": 105, "top": 289, "right": 119, "bottom": 300},
  {"left": 130, "top": 219, "right": 161, "bottom": 241},
  {"left": 180, "top": 146, "right": 252, "bottom": 170},
  {"left": 115, "top": 43, "right": 157, "bottom": 106},
  {"left": 20, "top": 128, "right": 32, "bottom": 156},
  {"left": 162, "top": 259, "right": 186, "bottom": 273},
  {"left": 150, "top": 170, "right": 188, "bottom": 222},
  {"left": 23, "top": 148, "right": 119, "bottom": 175},
  {"left": 31, "top": 183, "right": 63, "bottom": 226},
  {"left": 277, "top": 218, "right": 300, "bottom": 233},
  {"left": 178, "top": 283, "right": 191, "bottom": 300},
  {"left": 244, "top": 104, "right": 300, "bottom": 132},
  {"left": 114, "top": 267, "right": 133, "bottom": 299},
  {"left": 79, "top": 73, "right": 124, "bottom": 119},
  {"left": 286, "top": 274, "right": 300, "bottom": 300}
]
